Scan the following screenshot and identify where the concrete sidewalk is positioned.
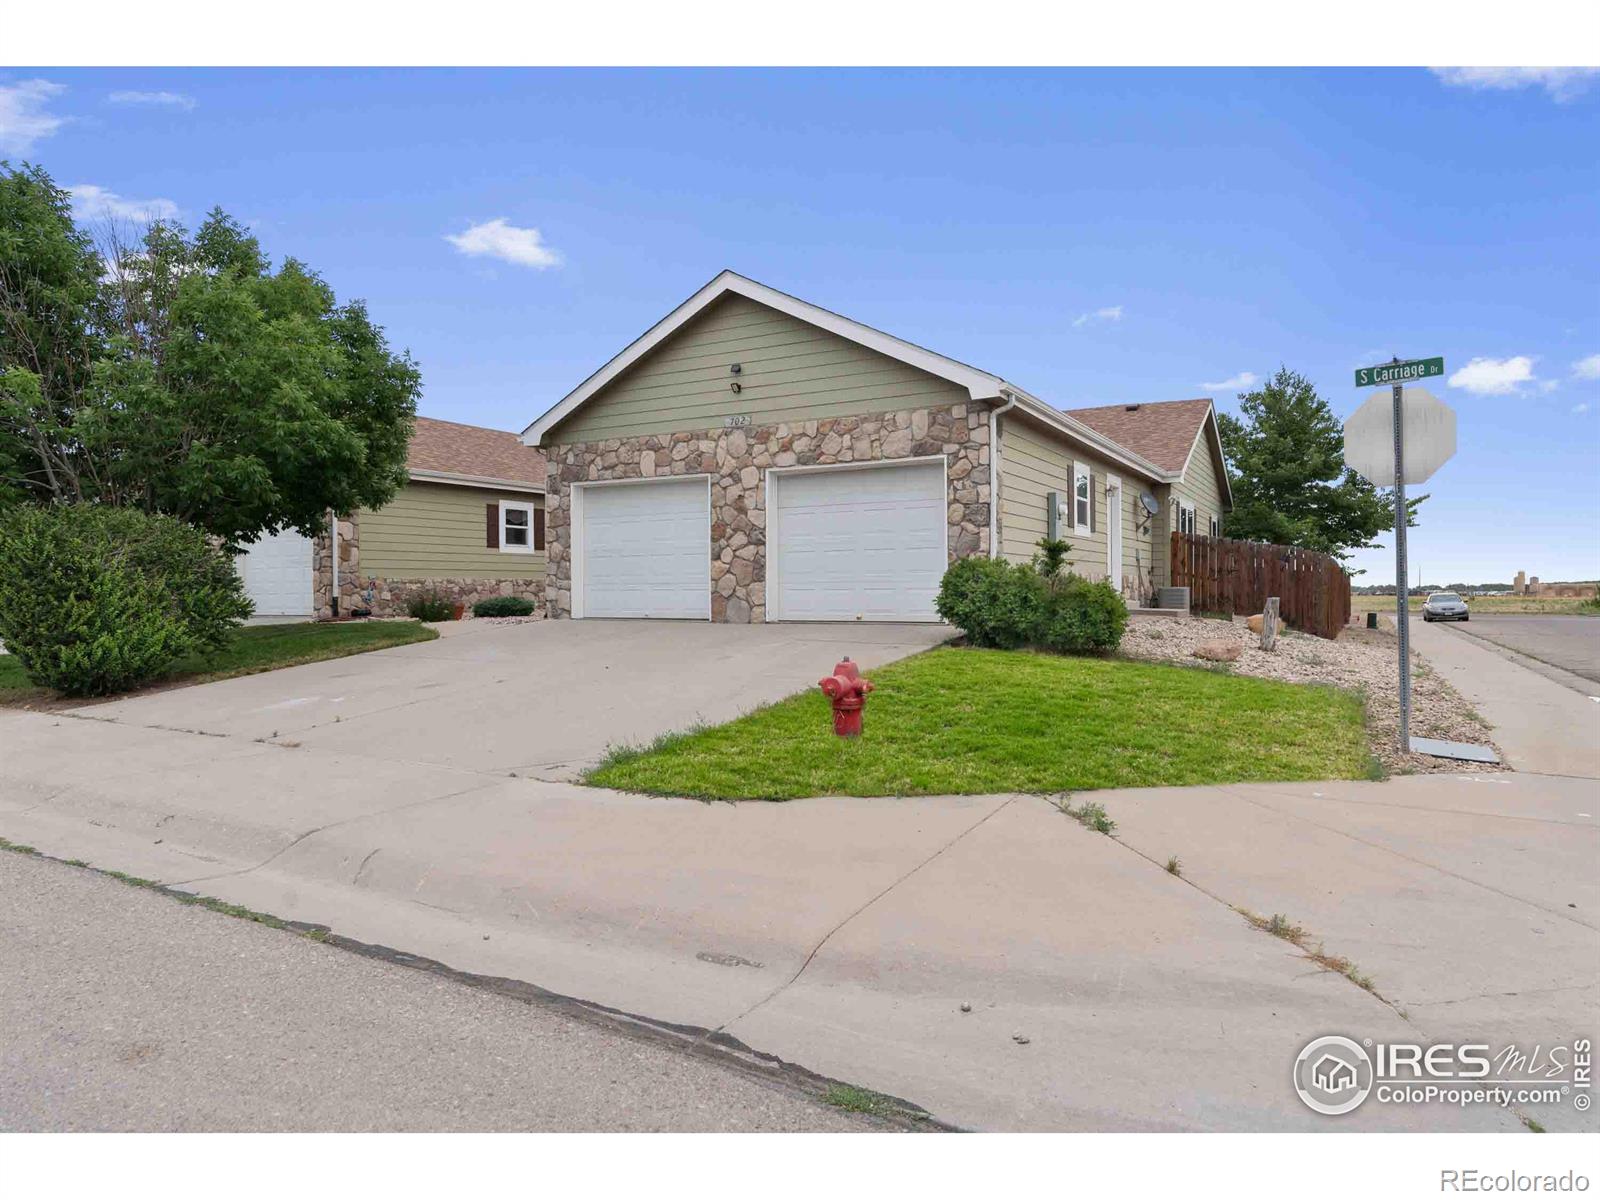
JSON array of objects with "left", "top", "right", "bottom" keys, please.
[
  {"left": 7, "top": 706, "right": 1590, "bottom": 1131},
  {"left": 1409, "top": 617, "right": 1600, "bottom": 778}
]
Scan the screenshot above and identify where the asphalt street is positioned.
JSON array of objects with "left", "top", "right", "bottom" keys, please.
[
  {"left": 1446, "top": 614, "right": 1600, "bottom": 685},
  {"left": 0, "top": 850, "right": 884, "bottom": 1132}
]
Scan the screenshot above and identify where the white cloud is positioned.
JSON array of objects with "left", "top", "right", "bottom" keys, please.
[
  {"left": 1447, "top": 355, "right": 1537, "bottom": 396},
  {"left": 1573, "top": 354, "right": 1600, "bottom": 381},
  {"left": 445, "top": 218, "right": 561, "bottom": 270},
  {"left": 108, "top": 90, "right": 196, "bottom": 111},
  {"left": 1072, "top": 305, "right": 1123, "bottom": 329},
  {"left": 1573, "top": 403, "right": 1591, "bottom": 415},
  {"left": 1539, "top": 379, "right": 1562, "bottom": 394},
  {"left": 1430, "top": 67, "right": 1600, "bottom": 103},
  {"left": 1200, "top": 371, "right": 1258, "bottom": 392},
  {"left": 0, "top": 79, "right": 67, "bottom": 154},
  {"left": 68, "top": 184, "right": 180, "bottom": 224}
]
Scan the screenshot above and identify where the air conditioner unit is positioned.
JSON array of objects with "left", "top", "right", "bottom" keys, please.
[{"left": 1157, "top": 586, "right": 1190, "bottom": 611}]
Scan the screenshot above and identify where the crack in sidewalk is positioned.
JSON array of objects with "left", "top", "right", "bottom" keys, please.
[
  {"left": 1217, "top": 785, "right": 1597, "bottom": 932},
  {"left": 716, "top": 795, "right": 1019, "bottom": 1035},
  {"left": 161, "top": 778, "right": 504, "bottom": 889}
]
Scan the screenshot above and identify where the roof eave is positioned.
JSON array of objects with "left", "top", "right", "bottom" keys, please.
[
  {"left": 1001, "top": 387, "right": 1176, "bottom": 483},
  {"left": 408, "top": 467, "right": 545, "bottom": 495}
]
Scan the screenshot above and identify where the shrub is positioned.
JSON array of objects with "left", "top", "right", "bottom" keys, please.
[
  {"left": 472, "top": 595, "right": 536, "bottom": 618},
  {"left": 0, "top": 504, "right": 252, "bottom": 696},
  {"left": 405, "top": 589, "right": 456, "bottom": 622},
  {"left": 935, "top": 544, "right": 1129, "bottom": 657},
  {"left": 1036, "top": 575, "right": 1128, "bottom": 654},
  {"left": 934, "top": 555, "right": 1047, "bottom": 649}
]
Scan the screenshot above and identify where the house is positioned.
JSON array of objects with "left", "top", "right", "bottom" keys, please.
[
  {"left": 520, "top": 271, "right": 1229, "bottom": 622},
  {"left": 1311, "top": 1054, "right": 1359, "bottom": 1094},
  {"left": 234, "top": 416, "right": 547, "bottom": 619}
]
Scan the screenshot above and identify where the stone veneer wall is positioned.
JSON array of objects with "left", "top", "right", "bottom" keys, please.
[
  {"left": 312, "top": 512, "right": 544, "bottom": 619},
  {"left": 544, "top": 400, "right": 992, "bottom": 622}
]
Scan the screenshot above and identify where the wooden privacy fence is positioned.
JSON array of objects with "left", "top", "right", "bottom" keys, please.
[{"left": 1169, "top": 533, "right": 1352, "bottom": 640}]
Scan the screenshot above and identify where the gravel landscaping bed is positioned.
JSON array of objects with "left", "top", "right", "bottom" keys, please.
[{"left": 1120, "top": 614, "right": 1506, "bottom": 776}]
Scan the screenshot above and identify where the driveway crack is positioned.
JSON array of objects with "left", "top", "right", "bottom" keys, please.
[{"left": 717, "top": 794, "right": 1018, "bottom": 1034}]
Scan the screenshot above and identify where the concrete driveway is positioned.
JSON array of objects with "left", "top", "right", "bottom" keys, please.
[{"left": 73, "top": 619, "right": 950, "bottom": 777}]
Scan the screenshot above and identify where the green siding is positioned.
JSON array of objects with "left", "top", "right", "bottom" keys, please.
[
  {"left": 1153, "top": 421, "right": 1227, "bottom": 588},
  {"left": 360, "top": 482, "right": 546, "bottom": 581},
  {"left": 550, "top": 293, "right": 969, "bottom": 442},
  {"left": 1171, "top": 424, "right": 1227, "bottom": 535},
  {"left": 998, "top": 415, "right": 1161, "bottom": 598}
]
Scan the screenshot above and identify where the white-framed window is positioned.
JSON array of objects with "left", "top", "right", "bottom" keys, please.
[
  {"left": 500, "top": 500, "right": 537, "bottom": 553},
  {"left": 1208, "top": 513, "right": 1220, "bottom": 537},
  {"left": 1073, "top": 462, "right": 1092, "bottom": 532},
  {"left": 1177, "top": 502, "right": 1196, "bottom": 535}
]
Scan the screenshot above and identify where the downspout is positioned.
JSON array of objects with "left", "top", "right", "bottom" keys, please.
[
  {"left": 328, "top": 509, "right": 340, "bottom": 619},
  {"left": 988, "top": 392, "right": 1020, "bottom": 558}
]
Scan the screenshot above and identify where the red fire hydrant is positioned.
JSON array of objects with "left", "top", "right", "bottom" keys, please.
[{"left": 818, "top": 657, "right": 875, "bottom": 738}]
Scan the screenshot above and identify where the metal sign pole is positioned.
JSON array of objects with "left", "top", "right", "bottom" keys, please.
[{"left": 1390, "top": 378, "right": 1411, "bottom": 753}]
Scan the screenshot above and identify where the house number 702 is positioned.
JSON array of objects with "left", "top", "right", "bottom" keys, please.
[{"left": 723, "top": 414, "right": 751, "bottom": 429}]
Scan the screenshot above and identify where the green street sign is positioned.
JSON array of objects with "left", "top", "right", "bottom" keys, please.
[{"left": 1356, "top": 357, "right": 1444, "bottom": 387}]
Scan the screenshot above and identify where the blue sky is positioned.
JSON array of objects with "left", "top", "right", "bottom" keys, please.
[{"left": 3, "top": 67, "right": 1596, "bottom": 583}]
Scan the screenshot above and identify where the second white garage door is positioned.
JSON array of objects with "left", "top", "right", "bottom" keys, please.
[
  {"left": 579, "top": 477, "right": 710, "bottom": 619},
  {"left": 235, "top": 527, "right": 314, "bottom": 617},
  {"left": 770, "top": 460, "right": 945, "bottom": 622}
]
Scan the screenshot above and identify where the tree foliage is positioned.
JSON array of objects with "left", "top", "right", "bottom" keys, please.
[
  {"left": 1216, "top": 367, "right": 1422, "bottom": 566},
  {"left": 0, "top": 162, "right": 419, "bottom": 545}
]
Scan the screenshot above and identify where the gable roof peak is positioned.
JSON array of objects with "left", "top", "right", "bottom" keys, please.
[{"left": 521, "top": 270, "right": 1008, "bottom": 445}]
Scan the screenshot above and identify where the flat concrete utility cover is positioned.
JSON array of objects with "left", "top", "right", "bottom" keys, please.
[{"left": 1410, "top": 735, "right": 1500, "bottom": 764}]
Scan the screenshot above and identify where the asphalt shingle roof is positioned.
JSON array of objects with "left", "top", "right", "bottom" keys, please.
[
  {"left": 1064, "top": 398, "right": 1214, "bottom": 475},
  {"left": 407, "top": 416, "right": 547, "bottom": 489}
]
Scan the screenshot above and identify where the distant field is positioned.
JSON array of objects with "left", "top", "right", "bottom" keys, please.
[{"left": 1353, "top": 594, "right": 1598, "bottom": 615}]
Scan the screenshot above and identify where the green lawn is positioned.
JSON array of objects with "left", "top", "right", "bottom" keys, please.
[
  {"left": 0, "top": 620, "right": 436, "bottom": 706},
  {"left": 585, "top": 646, "right": 1375, "bottom": 800}
]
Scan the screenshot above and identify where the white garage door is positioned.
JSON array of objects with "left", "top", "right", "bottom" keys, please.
[
  {"left": 236, "top": 527, "right": 314, "bottom": 617},
  {"left": 579, "top": 477, "right": 709, "bottom": 619},
  {"left": 771, "top": 461, "right": 945, "bottom": 622}
]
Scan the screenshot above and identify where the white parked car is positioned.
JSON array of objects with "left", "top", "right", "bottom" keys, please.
[{"left": 1422, "top": 592, "right": 1470, "bottom": 622}]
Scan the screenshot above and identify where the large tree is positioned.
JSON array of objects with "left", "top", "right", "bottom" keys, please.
[
  {"left": 0, "top": 162, "right": 419, "bottom": 545},
  {"left": 1216, "top": 367, "right": 1421, "bottom": 566}
]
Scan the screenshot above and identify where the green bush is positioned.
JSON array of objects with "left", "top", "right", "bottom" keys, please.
[
  {"left": 934, "top": 555, "right": 1047, "bottom": 649},
  {"left": 405, "top": 589, "right": 456, "bottom": 622},
  {"left": 1036, "top": 575, "right": 1128, "bottom": 654},
  {"left": 0, "top": 504, "right": 252, "bottom": 696},
  {"left": 472, "top": 595, "right": 536, "bottom": 618},
  {"left": 935, "top": 543, "right": 1128, "bottom": 656}
]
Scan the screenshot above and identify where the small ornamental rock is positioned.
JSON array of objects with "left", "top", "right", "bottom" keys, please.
[{"left": 1193, "top": 640, "right": 1243, "bottom": 663}]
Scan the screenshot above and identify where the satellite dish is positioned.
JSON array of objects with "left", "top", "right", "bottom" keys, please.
[{"left": 1139, "top": 492, "right": 1159, "bottom": 517}]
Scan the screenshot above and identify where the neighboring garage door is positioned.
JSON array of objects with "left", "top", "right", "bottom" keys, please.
[
  {"left": 236, "top": 528, "right": 314, "bottom": 617},
  {"left": 770, "top": 460, "right": 945, "bottom": 622},
  {"left": 579, "top": 477, "right": 710, "bottom": 619}
]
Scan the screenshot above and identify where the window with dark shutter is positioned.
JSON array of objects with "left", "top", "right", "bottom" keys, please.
[
  {"left": 502, "top": 506, "right": 530, "bottom": 548},
  {"left": 533, "top": 507, "right": 546, "bottom": 551},
  {"left": 486, "top": 503, "right": 499, "bottom": 548}
]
